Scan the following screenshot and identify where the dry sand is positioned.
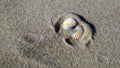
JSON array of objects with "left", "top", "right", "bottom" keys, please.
[{"left": 0, "top": 0, "right": 120, "bottom": 68}]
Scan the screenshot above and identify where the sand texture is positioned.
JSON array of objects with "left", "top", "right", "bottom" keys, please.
[{"left": 0, "top": 0, "right": 120, "bottom": 68}]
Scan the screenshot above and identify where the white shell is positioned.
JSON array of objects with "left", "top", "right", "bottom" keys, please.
[
  {"left": 71, "top": 25, "right": 83, "bottom": 40},
  {"left": 62, "top": 18, "right": 77, "bottom": 30}
]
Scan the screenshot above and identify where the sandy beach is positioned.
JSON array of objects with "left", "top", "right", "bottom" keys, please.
[{"left": 0, "top": 0, "right": 120, "bottom": 68}]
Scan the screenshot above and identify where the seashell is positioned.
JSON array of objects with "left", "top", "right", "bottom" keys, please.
[
  {"left": 52, "top": 13, "right": 94, "bottom": 47},
  {"left": 62, "top": 18, "right": 77, "bottom": 30},
  {"left": 71, "top": 25, "right": 84, "bottom": 40}
]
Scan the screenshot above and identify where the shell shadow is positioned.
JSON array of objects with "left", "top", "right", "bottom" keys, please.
[
  {"left": 72, "top": 13, "right": 96, "bottom": 38},
  {"left": 54, "top": 21, "right": 60, "bottom": 33},
  {"left": 65, "top": 38, "right": 73, "bottom": 46}
]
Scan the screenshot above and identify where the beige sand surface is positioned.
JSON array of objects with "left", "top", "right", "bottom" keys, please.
[{"left": 0, "top": 0, "right": 120, "bottom": 68}]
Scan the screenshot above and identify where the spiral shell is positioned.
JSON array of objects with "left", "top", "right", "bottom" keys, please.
[
  {"left": 62, "top": 18, "right": 77, "bottom": 30},
  {"left": 71, "top": 25, "right": 84, "bottom": 40}
]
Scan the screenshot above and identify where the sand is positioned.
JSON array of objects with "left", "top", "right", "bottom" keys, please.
[{"left": 0, "top": 0, "right": 120, "bottom": 68}]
